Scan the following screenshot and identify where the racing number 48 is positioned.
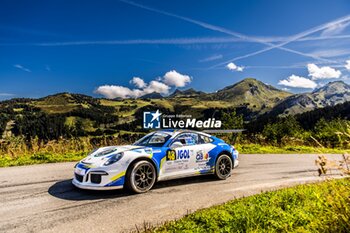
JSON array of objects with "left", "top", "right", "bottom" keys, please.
[{"left": 166, "top": 150, "right": 176, "bottom": 161}]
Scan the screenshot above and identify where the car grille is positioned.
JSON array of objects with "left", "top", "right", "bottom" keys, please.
[
  {"left": 90, "top": 174, "right": 102, "bottom": 184},
  {"left": 75, "top": 173, "right": 84, "bottom": 182}
]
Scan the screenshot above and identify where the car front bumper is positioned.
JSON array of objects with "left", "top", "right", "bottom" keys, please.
[
  {"left": 72, "top": 178, "right": 123, "bottom": 190},
  {"left": 72, "top": 162, "right": 126, "bottom": 190},
  {"left": 234, "top": 159, "right": 239, "bottom": 168}
]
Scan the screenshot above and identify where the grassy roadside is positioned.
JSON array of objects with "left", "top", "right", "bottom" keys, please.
[
  {"left": 151, "top": 178, "right": 350, "bottom": 233},
  {"left": 236, "top": 143, "right": 350, "bottom": 154},
  {"left": 0, "top": 152, "right": 86, "bottom": 167},
  {"left": 0, "top": 144, "right": 349, "bottom": 167}
]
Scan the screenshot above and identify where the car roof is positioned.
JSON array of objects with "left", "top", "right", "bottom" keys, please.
[{"left": 155, "top": 129, "right": 212, "bottom": 137}]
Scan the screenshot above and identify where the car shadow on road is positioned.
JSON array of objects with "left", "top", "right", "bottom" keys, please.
[
  {"left": 48, "top": 175, "right": 218, "bottom": 201},
  {"left": 48, "top": 179, "right": 130, "bottom": 201}
]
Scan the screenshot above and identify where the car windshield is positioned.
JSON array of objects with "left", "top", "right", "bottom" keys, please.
[{"left": 133, "top": 132, "right": 172, "bottom": 147}]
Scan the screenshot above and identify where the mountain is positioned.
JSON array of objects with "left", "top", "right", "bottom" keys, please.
[
  {"left": 206, "top": 78, "right": 292, "bottom": 111},
  {"left": 169, "top": 88, "right": 205, "bottom": 98},
  {"left": 2, "top": 79, "right": 349, "bottom": 123},
  {"left": 139, "top": 92, "right": 163, "bottom": 99},
  {"left": 270, "top": 81, "right": 350, "bottom": 115},
  {"left": 2, "top": 78, "right": 350, "bottom": 140}
]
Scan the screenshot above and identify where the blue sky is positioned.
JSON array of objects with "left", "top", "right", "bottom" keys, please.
[{"left": 1, "top": 0, "right": 350, "bottom": 99}]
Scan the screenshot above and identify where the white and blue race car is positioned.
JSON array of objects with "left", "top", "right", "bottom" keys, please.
[{"left": 73, "top": 129, "right": 239, "bottom": 193}]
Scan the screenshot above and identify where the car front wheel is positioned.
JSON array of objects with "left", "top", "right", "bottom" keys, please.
[
  {"left": 215, "top": 154, "right": 232, "bottom": 180},
  {"left": 125, "top": 160, "right": 156, "bottom": 193}
]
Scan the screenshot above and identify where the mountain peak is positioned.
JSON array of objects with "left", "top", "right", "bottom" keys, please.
[
  {"left": 313, "top": 81, "right": 350, "bottom": 95},
  {"left": 271, "top": 80, "right": 350, "bottom": 116},
  {"left": 169, "top": 88, "right": 203, "bottom": 98},
  {"left": 209, "top": 78, "right": 291, "bottom": 110},
  {"left": 219, "top": 78, "right": 287, "bottom": 93},
  {"left": 139, "top": 92, "right": 163, "bottom": 99},
  {"left": 170, "top": 89, "right": 183, "bottom": 96}
]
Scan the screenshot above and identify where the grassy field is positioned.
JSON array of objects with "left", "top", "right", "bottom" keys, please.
[
  {"left": 0, "top": 152, "right": 86, "bottom": 167},
  {"left": 236, "top": 143, "right": 350, "bottom": 154},
  {"left": 0, "top": 144, "right": 348, "bottom": 167},
  {"left": 151, "top": 178, "right": 350, "bottom": 233}
]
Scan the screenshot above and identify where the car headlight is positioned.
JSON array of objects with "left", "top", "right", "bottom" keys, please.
[{"left": 104, "top": 152, "right": 123, "bottom": 166}]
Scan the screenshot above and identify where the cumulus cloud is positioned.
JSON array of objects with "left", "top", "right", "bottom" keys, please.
[
  {"left": 144, "top": 80, "right": 170, "bottom": 94},
  {"left": 345, "top": 60, "right": 350, "bottom": 70},
  {"left": 236, "top": 66, "right": 244, "bottom": 72},
  {"left": 226, "top": 62, "right": 244, "bottom": 72},
  {"left": 130, "top": 77, "right": 146, "bottom": 88},
  {"left": 307, "top": 63, "right": 341, "bottom": 80},
  {"left": 95, "top": 70, "right": 191, "bottom": 99},
  {"left": 278, "top": 75, "right": 317, "bottom": 89},
  {"left": 163, "top": 70, "right": 191, "bottom": 87},
  {"left": 95, "top": 85, "right": 137, "bottom": 99}
]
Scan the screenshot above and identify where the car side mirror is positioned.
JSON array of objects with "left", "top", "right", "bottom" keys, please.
[{"left": 171, "top": 141, "right": 183, "bottom": 149}]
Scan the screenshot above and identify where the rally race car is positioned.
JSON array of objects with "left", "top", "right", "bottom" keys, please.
[{"left": 73, "top": 129, "right": 239, "bottom": 193}]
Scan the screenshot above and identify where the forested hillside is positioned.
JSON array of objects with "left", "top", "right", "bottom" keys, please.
[{"left": 0, "top": 78, "right": 349, "bottom": 162}]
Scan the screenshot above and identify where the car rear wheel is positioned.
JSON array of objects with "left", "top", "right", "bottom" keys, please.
[
  {"left": 125, "top": 160, "right": 156, "bottom": 193},
  {"left": 215, "top": 154, "right": 232, "bottom": 180}
]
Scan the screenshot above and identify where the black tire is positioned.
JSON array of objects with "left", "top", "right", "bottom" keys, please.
[
  {"left": 125, "top": 160, "right": 156, "bottom": 193},
  {"left": 215, "top": 154, "right": 232, "bottom": 180}
]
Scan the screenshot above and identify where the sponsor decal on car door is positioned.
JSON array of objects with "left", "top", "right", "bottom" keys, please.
[
  {"left": 160, "top": 146, "right": 194, "bottom": 178},
  {"left": 191, "top": 144, "right": 215, "bottom": 174}
]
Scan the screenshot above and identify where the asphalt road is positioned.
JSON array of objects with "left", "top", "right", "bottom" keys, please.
[{"left": 0, "top": 154, "right": 345, "bottom": 233}]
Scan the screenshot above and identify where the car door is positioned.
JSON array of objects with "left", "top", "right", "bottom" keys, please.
[
  {"left": 159, "top": 133, "right": 200, "bottom": 180},
  {"left": 191, "top": 134, "right": 217, "bottom": 174}
]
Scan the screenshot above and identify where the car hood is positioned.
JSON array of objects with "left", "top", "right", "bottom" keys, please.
[{"left": 80, "top": 145, "right": 143, "bottom": 167}]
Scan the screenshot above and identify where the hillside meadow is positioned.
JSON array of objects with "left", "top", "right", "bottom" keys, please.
[{"left": 1, "top": 78, "right": 350, "bottom": 167}]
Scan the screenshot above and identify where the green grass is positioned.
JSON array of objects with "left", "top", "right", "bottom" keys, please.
[
  {"left": 0, "top": 144, "right": 348, "bottom": 167},
  {"left": 152, "top": 178, "right": 350, "bottom": 233},
  {"left": 236, "top": 143, "right": 350, "bottom": 154},
  {"left": 0, "top": 152, "right": 86, "bottom": 167}
]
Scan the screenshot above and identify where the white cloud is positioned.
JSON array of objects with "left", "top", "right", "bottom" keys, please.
[
  {"left": 236, "top": 66, "right": 244, "bottom": 72},
  {"left": 95, "top": 70, "right": 191, "bottom": 99},
  {"left": 130, "top": 77, "right": 146, "bottom": 88},
  {"left": 0, "top": 93, "right": 14, "bottom": 97},
  {"left": 94, "top": 81, "right": 171, "bottom": 99},
  {"left": 321, "top": 21, "right": 350, "bottom": 36},
  {"left": 307, "top": 63, "right": 341, "bottom": 80},
  {"left": 278, "top": 75, "right": 317, "bottom": 89},
  {"left": 345, "top": 60, "right": 350, "bottom": 70},
  {"left": 13, "top": 64, "right": 31, "bottom": 72},
  {"left": 199, "top": 54, "right": 223, "bottom": 62},
  {"left": 226, "top": 62, "right": 244, "bottom": 72},
  {"left": 163, "top": 70, "right": 191, "bottom": 87},
  {"left": 95, "top": 85, "right": 138, "bottom": 99},
  {"left": 227, "top": 62, "right": 237, "bottom": 70},
  {"left": 144, "top": 80, "right": 170, "bottom": 94},
  {"left": 310, "top": 48, "right": 350, "bottom": 58}
]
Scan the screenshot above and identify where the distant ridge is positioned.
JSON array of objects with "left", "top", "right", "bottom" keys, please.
[
  {"left": 270, "top": 81, "right": 350, "bottom": 115},
  {"left": 205, "top": 78, "right": 292, "bottom": 111},
  {"left": 1, "top": 78, "right": 350, "bottom": 119},
  {"left": 169, "top": 88, "right": 205, "bottom": 98},
  {"left": 139, "top": 92, "right": 163, "bottom": 99}
]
